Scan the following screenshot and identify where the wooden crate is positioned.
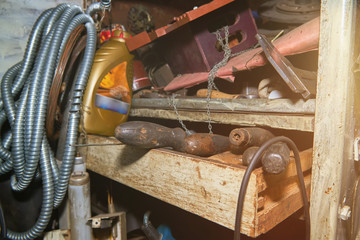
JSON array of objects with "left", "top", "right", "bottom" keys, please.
[{"left": 83, "top": 135, "right": 311, "bottom": 237}]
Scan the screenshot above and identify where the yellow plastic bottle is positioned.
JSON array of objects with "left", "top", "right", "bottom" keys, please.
[{"left": 82, "top": 30, "right": 134, "bottom": 136}]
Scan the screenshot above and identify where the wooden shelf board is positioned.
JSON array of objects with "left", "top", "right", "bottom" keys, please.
[
  {"left": 131, "top": 98, "right": 315, "bottom": 114},
  {"left": 83, "top": 135, "right": 312, "bottom": 237},
  {"left": 130, "top": 108, "right": 314, "bottom": 132}
]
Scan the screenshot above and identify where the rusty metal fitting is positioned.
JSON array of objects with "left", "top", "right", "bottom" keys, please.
[
  {"left": 229, "top": 127, "right": 274, "bottom": 148},
  {"left": 229, "top": 128, "right": 250, "bottom": 147}
]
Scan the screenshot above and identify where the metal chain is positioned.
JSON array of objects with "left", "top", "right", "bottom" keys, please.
[
  {"left": 206, "top": 26, "right": 232, "bottom": 134},
  {"left": 169, "top": 26, "right": 273, "bottom": 135},
  {"left": 168, "top": 94, "right": 192, "bottom": 135}
]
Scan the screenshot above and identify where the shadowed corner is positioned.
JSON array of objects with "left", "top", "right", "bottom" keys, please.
[{"left": 117, "top": 145, "right": 149, "bottom": 166}]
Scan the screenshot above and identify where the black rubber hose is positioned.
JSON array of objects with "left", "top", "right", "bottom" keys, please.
[{"left": 233, "top": 136, "right": 310, "bottom": 240}]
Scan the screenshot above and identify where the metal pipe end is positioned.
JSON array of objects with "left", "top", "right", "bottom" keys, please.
[
  {"left": 100, "top": 0, "right": 111, "bottom": 10},
  {"left": 229, "top": 128, "right": 248, "bottom": 146}
]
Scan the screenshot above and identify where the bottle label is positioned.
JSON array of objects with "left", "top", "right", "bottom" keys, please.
[
  {"left": 95, "top": 94, "right": 129, "bottom": 114},
  {"left": 95, "top": 62, "right": 131, "bottom": 115}
]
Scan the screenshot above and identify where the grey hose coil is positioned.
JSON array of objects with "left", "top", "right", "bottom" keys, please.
[{"left": 0, "top": 3, "right": 97, "bottom": 240}]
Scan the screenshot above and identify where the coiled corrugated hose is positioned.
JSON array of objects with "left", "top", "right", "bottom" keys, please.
[{"left": 0, "top": 4, "right": 97, "bottom": 240}]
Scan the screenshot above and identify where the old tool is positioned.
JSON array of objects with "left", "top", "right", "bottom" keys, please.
[
  {"left": 256, "top": 33, "right": 317, "bottom": 99},
  {"left": 164, "top": 16, "right": 320, "bottom": 91},
  {"left": 196, "top": 89, "right": 244, "bottom": 99},
  {"left": 261, "top": 142, "right": 290, "bottom": 174},
  {"left": 242, "top": 146, "right": 262, "bottom": 167},
  {"left": 196, "top": 87, "right": 259, "bottom": 99},
  {"left": 241, "top": 142, "right": 290, "bottom": 174},
  {"left": 115, "top": 121, "right": 230, "bottom": 157},
  {"left": 229, "top": 127, "right": 274, "bottom": 153}
]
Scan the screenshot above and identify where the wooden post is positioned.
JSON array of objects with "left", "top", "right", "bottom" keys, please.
[{"left": 311, "top": 0, "right": 359, "bottom": 239}]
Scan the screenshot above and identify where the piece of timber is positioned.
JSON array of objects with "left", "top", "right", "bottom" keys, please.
[
  {"left": 84, "top": 135, "right": 312, "bottom": 237},
  {"left": 130, "top": 108, "right": 314, "bottom": 132},
  {"left": 131, "top": 98, "right": 315, "bottom": 114}
]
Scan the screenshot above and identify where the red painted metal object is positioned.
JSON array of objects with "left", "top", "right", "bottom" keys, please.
[
  {"left": 125, "top": 0, "right": 237, "bottom": 52},
  {"left": 164, "top": 16, "right": 320, "bottom": 92},
  {"left": 155, "top": 6, "right": 257, "bottom": 75}
]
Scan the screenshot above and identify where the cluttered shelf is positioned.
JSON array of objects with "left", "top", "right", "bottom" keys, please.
[
  {"left": 130, "top": 98, "right": 315, "bottom": 132},
  {"left": 83, "top": 135, "right": 312, "bottom": 238}
]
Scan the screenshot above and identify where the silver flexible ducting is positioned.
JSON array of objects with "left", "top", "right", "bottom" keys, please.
[
  {"left": 0, "top": 3, "right": 99, "bottom": 240},
  {"left": 86, "top": 0, "right": 111, "bottom": 16}
]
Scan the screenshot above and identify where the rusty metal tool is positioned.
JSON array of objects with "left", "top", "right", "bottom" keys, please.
[
  {"left": 229, "top": 127, "right": 274, "bottom": 153},
  {"left": 242, "top": 146, "right": 262, "bottom": 167},
  {"left": 241, "top": 143, "right": 290, "bottom": 174},
  {"left": 115, "top": 121, "right": 230, "bottom": 157},
  {"left": 164, "top": 16, "right": 320, "bottom": 92},
  {"left": 196, "top": 89, "right": 244, "bottom": 99},
  {"left": 255, "top": 33, "right": 317, "bottom": 99}
]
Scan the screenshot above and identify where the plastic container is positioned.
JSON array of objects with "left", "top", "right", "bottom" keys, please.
[{"left": 82, "top": 30, "right": 134, "bottom": 136}]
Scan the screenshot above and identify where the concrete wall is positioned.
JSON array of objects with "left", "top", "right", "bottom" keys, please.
[{"left": 0, "top": 0, "right": 84, "bottom": 79}]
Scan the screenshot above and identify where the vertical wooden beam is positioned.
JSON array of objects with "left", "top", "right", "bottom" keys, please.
[{"left": 311, "top": 0, "right": 358, "bottom": 239}]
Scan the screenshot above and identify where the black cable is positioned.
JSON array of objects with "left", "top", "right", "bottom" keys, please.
[
  {"left": 0, "top": 202, "right": 6, "bottom": 239},
  {"left": 233, "top": 136, "right": 310, "bottom": 240}
]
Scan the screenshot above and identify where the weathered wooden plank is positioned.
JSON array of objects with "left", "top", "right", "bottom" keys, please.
[
  {"left": 0, "top": 0, "right": 84, "bottom": 79},
  {"left": 259, "top": 148, "right": 313, "bottom": 189},
  {"left": 311, "top": 1, "right": 359, "bottom": 239},
  {"left": 209, "top": 149, "right": 313, "bottom": 180},
  {"left": 44, "top": 230, "right": 70, "bottom": 240},
  {"left": 84, "top": 135, "right": 313, "bottom": 237},
  {"left": 84, "top": 135, "right": 261, "bottom": 236},
  {"left": 132, "top": 98, "right": 315, "bottom": 114},
  {"left": 256, "top": 172, "right": 311, "bottom": 235},
  {"left": 130, "top": 108, "right": 314, "bottom": 132}
]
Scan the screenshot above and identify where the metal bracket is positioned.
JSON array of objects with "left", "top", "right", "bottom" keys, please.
[
  {"left": 88, "top": 212, "right": 124, "bottom": 228},
  {"left": 88, "top": 212, "right": 127, "bottom": 240}
]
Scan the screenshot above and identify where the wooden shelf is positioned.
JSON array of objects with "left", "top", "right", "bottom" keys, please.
[
  {"left": 130, "top": 98, "right": 315, "bottom": 132},
  {"left": 83, "top": 135, "right": 312, "bottom": 237}
]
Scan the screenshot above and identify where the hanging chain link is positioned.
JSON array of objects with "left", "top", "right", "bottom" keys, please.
[
  {"left": 168, "top": 26, "right": 236, "bottom": 135},
  {"left": 206, "top": 26, "right": 232, "bottom": 134},
  {"left": 168, "top": 94, "right": 192, "bottom": 135}
]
